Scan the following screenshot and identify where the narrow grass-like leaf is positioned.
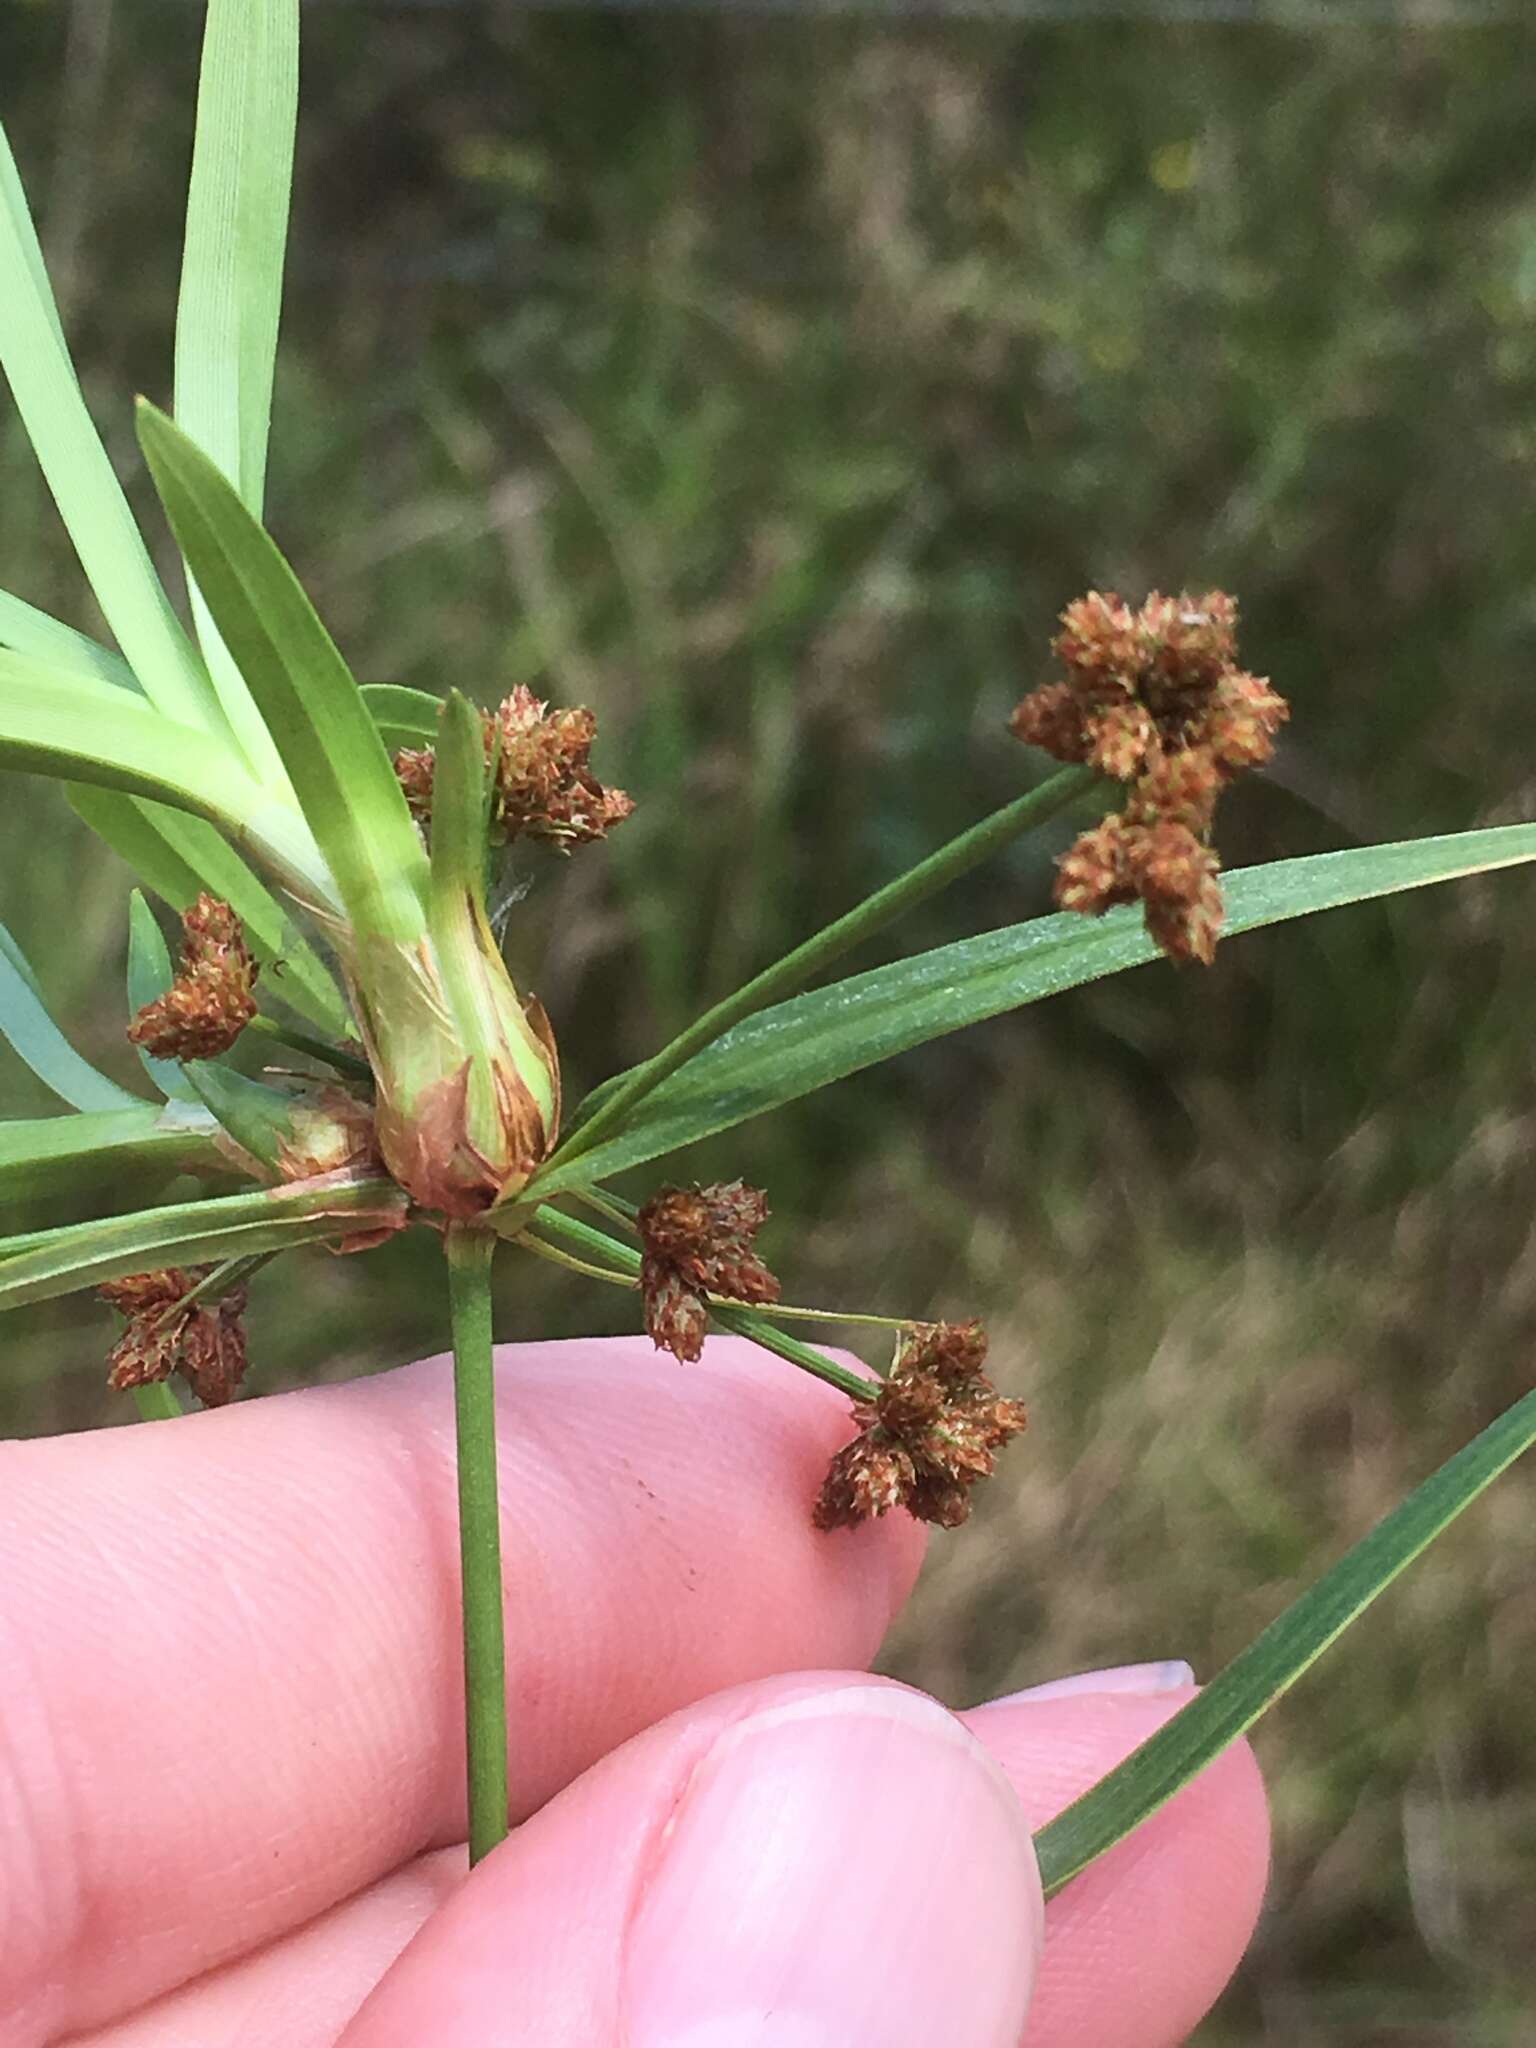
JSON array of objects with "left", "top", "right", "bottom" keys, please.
[
  {"left": 0, "top": 126, "right": 222, "bottom": 732},
  {"left": 0, "top": 648, "right": 333, "bottom": 907},
  {"left": 532, "top": 822, "right": 1536, "bottom": 1196},
  {"left": 361, "top": 683, "right": 442, "bottom": 752},
  {"left": 126, "top": 890, "right": 198, "bottom": 1102},
  {"left": 558, "top": 766, "right": 1098, "bottom": 1161},
  {"left": 136, "top": 402, "right": 428, "bottom": 945},
  {"left": 0, "top": 918, "right": 141, "bottom": 1111},
  {"left": 0, "top": 1172, "right": 408, "bottom": 1307},
  {"left": 173, "top": 0, "right": 298, "bottom": 786},
  {"left": 67, "top": 787, "right": 347, "bottom": 1031},
  {"left": 1034, "top": 1381, "right": 1536, "bottom": 1896},
  {"left": 175, "top": 0, "right": 297, "bottom": 522},
  {"left": 0, "top": 589, "right": 137, "bottom": 690},
  {"left": 0, "top": 1106, "right": 224, "bottom": 1210}
]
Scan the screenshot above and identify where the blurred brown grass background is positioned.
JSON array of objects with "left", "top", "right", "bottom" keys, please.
[{"left": 4, "top": 3, "right": 1536, "bottom": 2038}]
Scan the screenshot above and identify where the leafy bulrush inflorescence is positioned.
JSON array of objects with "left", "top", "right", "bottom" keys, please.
[
  {"left": 126, "top": 893, "right": 259, "bottom": 1058},
  {"left": 1011, "top": 591, "right": 1288, "bottom": 964},
  {"left": 396, "top": 686, "right": 634, "bottom": 853},
  {"left": 814, "top": 1320, "right": 1028, "bottom": 1531},
  {"left": 637, "top": 1180, "right": 781, "bottom": 1363},
  {"left": 99, "top": 1267, "right": 250, "bottom": 1408}
]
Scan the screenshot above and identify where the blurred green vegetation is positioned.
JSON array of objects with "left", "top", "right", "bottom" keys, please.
[{"left": 4, "top": 5, "right": 1536, "bottom": 2039}]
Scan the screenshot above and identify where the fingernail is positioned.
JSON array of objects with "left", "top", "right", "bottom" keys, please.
[
  {"left": 988, "top": 1659, "right": 1196, "bottom": 1706},
  {"left": 624, "top": 1684, "right": 1042, "bottom": 2047}
]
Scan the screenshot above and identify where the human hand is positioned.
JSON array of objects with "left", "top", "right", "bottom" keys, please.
[{"left": 1, "top": 1336, "right": 1267, "bottom": 2046}]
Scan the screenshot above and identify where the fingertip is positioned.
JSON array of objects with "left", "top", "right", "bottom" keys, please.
[
  {"left": 343, "top": 1676, "right": 1042, "bottom": 2048},
  {"left": 624, "top": 1682, "right": 1040, "bottom": 2046}
]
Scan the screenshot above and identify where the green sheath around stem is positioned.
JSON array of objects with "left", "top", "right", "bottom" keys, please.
[{"left": 446, "top": 1226, "right": 510, "bottom": 1865}]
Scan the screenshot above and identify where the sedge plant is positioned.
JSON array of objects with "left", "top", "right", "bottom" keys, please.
[{"left": 4, "top": 0, "right": 1536, "bottom": 1893}]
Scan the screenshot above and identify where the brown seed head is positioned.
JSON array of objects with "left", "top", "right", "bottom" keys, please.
[
  {"left": 813, "top": 1319, "right": 1027, "bottom": 1532},
  {"left": 1009, "top": 682, "right": 1092, "bottom": 765},
  {"left": 100, "top": 1266, "right": 252, "bottom": 1408},
  {"left": 1015, "top": 588, "right": 1287, "bottom": 966},
  {"left": 396, "top": 688, "right": 634, "bottom": 853},
  {"left": 126, "top": 894, "right": 258, "bottom": 1060},
  {"left": 636, "top": 1180, "right": 780, "bottom": 1363}
]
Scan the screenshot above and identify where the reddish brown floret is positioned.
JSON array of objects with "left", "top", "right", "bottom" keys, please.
[
  {"left": 1012, "top": 589, "right": 1288, "bottom": 966},
  {"left": 396, "top": 687, "right": 633, "bottom": 853},
  {"left": 100, "top": 1266, "right": 251, "bottom": 1408},
  {"left": 814, "top": 1320, "right": 1027, "bottom": 1532},
  {"left": 636, "top": 1180, "right": 781, "bottom": 1363},
  {"left": 126, "top": 894, "right": 258, "bottom": 1060}
]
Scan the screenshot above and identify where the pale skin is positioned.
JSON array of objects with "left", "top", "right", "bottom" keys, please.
[{"left": 0, "top": 1335, "right": 1270, "bottom": 2046}]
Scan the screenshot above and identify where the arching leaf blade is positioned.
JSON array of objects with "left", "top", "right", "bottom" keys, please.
[
  {"left": 1033, "top": 1382, "right": 1536, "bottom": 1896},
  {"left": 534, "top": 822, "right": 1536, "bottom": 1195},
  {"left": 136, "top": 402, "right": 429, "bottom": 947},
  {"left": 0, "top": 648, "right": 333, "bottom": 910},
  {"left": 0, "top": 125, "right": 223, "bottom": 732},
  {"left": 0, "top": 1106, "right": 225, "bottom": 1211},
  {"left": 0, "top": 920, "right": 143, "bottom": 1112},
  {"left": 361, "top": 683, "right": 442, "bottom": 753},
  {"left": 0, "top": 1174, "right": 408, "bottom": 1306},
  {"left": 67, "top": 787, "right": 348, "bottom": 1032},
  {"left": 0, "top": 589, "right": 138, "bottom": 691}
]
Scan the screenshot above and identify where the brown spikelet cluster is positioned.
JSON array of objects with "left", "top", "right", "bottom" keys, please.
[
  {"left": 1011, "top": 591, "right": 1288, "bottom": 964},
  {"left": 814, "top": 1320, "right": 1028, "bottom": 1532},
  {"left": 125, "top": 894, "right": 259, "bottom": 1059},
  {"left": 636, "top": 1180, "right": 780, "bottom": 1363},
  {"left": 99, "top": 1267, "right": 250, "bottom": 1408},
  {"left": 396, "top": 687, "right": 634, "bottom": 853}
]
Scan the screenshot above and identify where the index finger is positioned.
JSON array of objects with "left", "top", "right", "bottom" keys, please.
[{"left": 0, "top": 1336, "right": 922, "bottom": 2044}]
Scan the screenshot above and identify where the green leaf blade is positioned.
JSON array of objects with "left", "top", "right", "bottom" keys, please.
[
  {"left": 361, "top": 683, "right": 443, "bottom": 753},
  {"left": 175, "top": 0, "right": 297, "bottom": 518},
  {"left": 173, "top": 0, "right": 299, "bottom": 786},
  {"left": 68, "top": 787, "right": 348, "bottom": 1032},
  {"left": 0, "top": 1105, "right": 224, "bottom": 1211},
  {"left": 1033, "top": 1382, "right": 1536, "bottom": 1896},
  {"left": 126, "top": 891, "right": 199, "bottom": 1102},
  {"left": 0, "top": 126, "right": 223, "bottom": 732},
  {"left": 0, "top": 588, "right": 138, "bottom": 691},
  {"left": 0, "top": 1173, "right": 407, "bottom": 1306},
  {"left": 0, "top": 918, "right": 142, "bottom": 1113},
  {"left": 534, "top": 823, "right": 1536, "bottom": 1195},
  {"left": 135, "top": 403, "right": 429, "bottom": 946}
]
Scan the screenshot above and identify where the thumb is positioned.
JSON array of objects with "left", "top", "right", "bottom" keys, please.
[{"left": 341, "top": 1676, "right": 1043, "bottom": 2047}]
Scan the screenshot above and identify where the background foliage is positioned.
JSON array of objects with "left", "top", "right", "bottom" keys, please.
[{"left": 4, "top": 3, "right": 1536, "bottom": 2039}]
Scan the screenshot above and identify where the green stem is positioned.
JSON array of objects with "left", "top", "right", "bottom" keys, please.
[
  {"left": 446, "top": 1226, "right": 509, "bottom": 1866},
  {"left": 246, "top": 1013, "right": 373, "bottom": 1085},
  {"left": 517, "top": 1230, "right": 638, "bottom": 1287},
  {"left": 708, "top": 1303, "right": 881, "bottom": 1400},
  {"left": 131, "top": 1380, "right": 183, "bottom": 1422},
  {"left": 519, "top": 1227, "right": 908, "bottom": 1336},
  {"left": 544, "top": 765, "right": 1099, "bottom": 1175}
]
